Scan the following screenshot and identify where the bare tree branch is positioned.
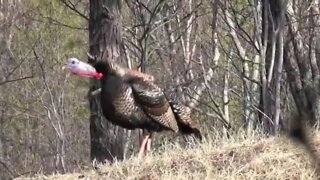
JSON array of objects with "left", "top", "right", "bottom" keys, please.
[
  {"left": 59, "top": 0, "right": 89, "bottom": 21},
  {"left": 32, "top": 16, "right": 88, "bottom": 30},
  {"left": 0, "top": 75, "right": 34, "bottom": 86}
]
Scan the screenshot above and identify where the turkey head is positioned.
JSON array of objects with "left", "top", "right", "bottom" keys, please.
[
  {"left": 63, "top": 57, "right": 103, "bottom": 79},
  {"left": 64, "top": 57, "right": 154, "bottom": 82}
]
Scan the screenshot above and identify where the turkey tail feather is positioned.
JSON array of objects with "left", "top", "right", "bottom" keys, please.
[{"left": 169, "top": 101, "right": 202, "bottom": 140}]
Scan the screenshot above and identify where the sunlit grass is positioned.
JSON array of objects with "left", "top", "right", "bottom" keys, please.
[{"left": 15, "top": 131, "right": 320, "bottom": 180}]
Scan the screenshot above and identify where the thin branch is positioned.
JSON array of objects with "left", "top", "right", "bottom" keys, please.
[
  {"left": 0, "top": 75, "right": 34, "bottom": 86},
  {"left": 59, "top": 0, "right": 89, "bottom": 21},
  {"left": 32, "top": 16, "right": 88, "bottom": 30},
  {"left": 229, "top": 1, "right": 260, "bottom": 53},
  {"left": 192, "top": 105, "right": 233, "bottom": 130}
]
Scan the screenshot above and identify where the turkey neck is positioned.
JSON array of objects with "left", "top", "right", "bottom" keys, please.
[
  {"left": 100, "top": 75, "right": 128, "bottom": 101},
  {"left": 92, "top": 61, "right": 127, "bottom": 98}
]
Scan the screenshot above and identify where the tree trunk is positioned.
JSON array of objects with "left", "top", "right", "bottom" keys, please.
[
  {"left": 88, "top": 0, "right": 128, "bottom": 163},
  {"left": 284, "top": 1, "right": 320, "bottom": 125},
  {"left": 259, "top": 0, "right": 286, "bottom": 134}
]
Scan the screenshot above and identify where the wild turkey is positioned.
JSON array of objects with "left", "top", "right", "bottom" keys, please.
[{"left": 63, "top": 57, "right": 202, "bottom": 157}]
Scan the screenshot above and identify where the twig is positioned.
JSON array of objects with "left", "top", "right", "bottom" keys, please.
[
  {"left": 0, "top": 75, "right": 34, "bottom": 86},
  {"left": 191, "top": 106, "right": 233, "bottom": 130},
  {"left": 32, "top": 16, "right": 87, "bottom": 30},
  {"left": 59, "top": 0, "right": 89, "bottom": 21}
]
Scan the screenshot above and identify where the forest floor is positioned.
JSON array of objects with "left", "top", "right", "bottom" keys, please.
[{"left": 15, "top": 132, "right": 320, "bottom": 180}]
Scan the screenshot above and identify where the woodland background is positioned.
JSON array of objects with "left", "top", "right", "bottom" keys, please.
[{"left": 0, "top": 0, "right": 319, "bottom": 179}]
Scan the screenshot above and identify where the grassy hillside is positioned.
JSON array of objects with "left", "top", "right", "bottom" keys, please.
[{"left": 15, "top": 133, "right": 320, "bottom": 180}]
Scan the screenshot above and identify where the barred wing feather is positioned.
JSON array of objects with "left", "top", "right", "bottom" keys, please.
[{"left": 131, "top": 80, "right": 179, "bottom": 132}]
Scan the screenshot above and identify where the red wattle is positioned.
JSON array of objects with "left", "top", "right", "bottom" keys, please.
[{"left": 95, "top": 73, "right": 103, "bottom": 79}]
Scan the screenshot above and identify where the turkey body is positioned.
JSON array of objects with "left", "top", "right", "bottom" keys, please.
[
  {"left": 93, "top": 60, "right": 202, "bottom": 142},
  {"left": 99, "top": 74, "right": 172, "bottom": 132},
  {"left": 64, "top": 57, "right": 201, "bottom": 157}
]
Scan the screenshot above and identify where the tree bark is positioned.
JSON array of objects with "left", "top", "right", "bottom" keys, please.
[
  {"left": 88, "top": 0, "right": 128, "bottom": 163},
  {"left": 259, "top": 0, "right": 286, "bottom": 134},
  {"left": 284, "top": 1, "right": 320, "bottom": 125},
  {"left": 222, "top": 1, "right": 259, "bottom": 132}
]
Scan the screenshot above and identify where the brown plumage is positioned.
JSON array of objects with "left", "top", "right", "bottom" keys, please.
[
  {"left": 169, "top": 101, "right": 202, "bottom": 140},
  {"left": 92, "top": 60, "right": 202, "bottom": 157}
]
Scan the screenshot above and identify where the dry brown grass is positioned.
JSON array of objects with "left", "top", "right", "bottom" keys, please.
[{"left": 15, "top": 132, "right": 320, "bottom": 180}]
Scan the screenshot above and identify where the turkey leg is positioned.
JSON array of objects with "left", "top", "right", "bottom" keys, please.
[
  {"left": 146, "top": 133, "right": 152, "bottom": 152},
  {"left": 138, "top": 135, "right": 149, "bottom": 158}
]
